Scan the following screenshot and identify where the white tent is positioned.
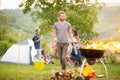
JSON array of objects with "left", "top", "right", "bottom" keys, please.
[{"left": 0, "top": 39, "right": 36, "bottom": 65}]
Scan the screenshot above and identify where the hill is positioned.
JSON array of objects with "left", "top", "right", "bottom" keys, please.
[
  {"left": 0, "top": 9, "right": 39, "bottom": 40},
  {"left": 94, "top": 6, "right": 120, "bottom": 40}
]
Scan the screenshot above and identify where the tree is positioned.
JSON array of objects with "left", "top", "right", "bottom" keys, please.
[
  {"left": 0, "top": 12, "right": 16, "bottom": 56},
  {"left": 0, "top": 11, "right": 17, "bottom": 42},
  {"left": 0, "top": 13, "right": 9, "bottom": 40},
  {"left": 20, "top": 0, "right": 104, "bottom": 43}
]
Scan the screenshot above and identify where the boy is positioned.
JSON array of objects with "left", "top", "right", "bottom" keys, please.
[{"left": 32, "top": 28, "right": 41, "bottom": 60}]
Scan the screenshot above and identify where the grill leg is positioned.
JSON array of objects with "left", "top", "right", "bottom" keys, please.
[
  {"left": 99, "top": 58, "right": 108, "bottom": 80},
  {"left": 80, "top": 59, "right": 86, "bottom": 76}
]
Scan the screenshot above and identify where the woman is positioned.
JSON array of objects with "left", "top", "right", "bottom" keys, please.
[
  {"left": 70, "top": 30, "right": 82, "bottom": 66},
  {"left": 41, "top": 49, "right": 54, "bottom": 64}
]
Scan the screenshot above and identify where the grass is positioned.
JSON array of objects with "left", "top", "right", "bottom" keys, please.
[
  {"left": 92, "top": 63, "right": 120, "bottom": 80},
  {"left": 0, "top": 59, "right": 120, "bottom": 80}
]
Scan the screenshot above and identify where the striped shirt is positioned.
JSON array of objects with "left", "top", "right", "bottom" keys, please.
[{"left": 54, "top": 21, "right": 71, "bottom": 43}]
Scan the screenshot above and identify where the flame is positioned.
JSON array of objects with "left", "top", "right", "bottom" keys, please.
[
  {"left": 118, "top": 27, "right": 120, "bottom": 32},
  {"left": 81, "top": 39, "right": 120, "bottom": 53}
]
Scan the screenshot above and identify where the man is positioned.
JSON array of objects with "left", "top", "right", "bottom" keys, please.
[
  {"left": 32, "top": 28, "right": 41, "bottom": 60},
  {"left": 52, "top": 11, "right": 74, "bottom": 70}
]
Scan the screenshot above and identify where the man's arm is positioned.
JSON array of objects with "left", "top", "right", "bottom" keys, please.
[
  {"left": 68, "top": 28, "right": 78, "bottom": 55},
  {"left": 68, "top": 28, "right": 74, "bottom": 43},
  {"left": 52, "top": 28, "right": 56, "bottom": 48}
]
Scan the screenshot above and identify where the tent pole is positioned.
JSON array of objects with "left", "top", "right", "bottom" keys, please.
[{"left": 18, "top": 29, "right": 22, "bottom": 65}]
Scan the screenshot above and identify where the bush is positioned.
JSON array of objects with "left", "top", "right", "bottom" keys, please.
[
  {"left": 103, "top": 53, "right": 117, "bottom": 63},
  {"left": 0, "top": 40, "right": 12, "bottom": 56}
]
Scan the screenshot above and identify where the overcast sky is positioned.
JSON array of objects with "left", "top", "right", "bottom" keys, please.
[
  {"left": 0, "top": 0, "right": 120, "bottom": 9},
  {"left": 0, "top": 0, "right": 22, "bottom": 9}
]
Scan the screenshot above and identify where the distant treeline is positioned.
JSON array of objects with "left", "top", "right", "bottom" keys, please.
[{"left": 0, "top": 9, "right": 39, "bottom": 40}]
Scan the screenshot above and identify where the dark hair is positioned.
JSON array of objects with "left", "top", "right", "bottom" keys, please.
[
  {"left": 73, "top": 30, "right": 78, "bottom": 36},
  {"left": 41, "top": 49, "right": 46, "bottom": 56},
  {"left": 35, "top": 28, "right": 40, "bottom": 32}
]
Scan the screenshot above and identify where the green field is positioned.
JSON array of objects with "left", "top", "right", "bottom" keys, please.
[{"left": 0, "top": 59, "right": 120, "bottom": 80}]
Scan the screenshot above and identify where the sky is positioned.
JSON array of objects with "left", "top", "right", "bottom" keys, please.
[
  {"left": 0, "top": 0, "right": 120, "bottom": 10},
  {"left": 99, "top": 0, "right": 120, "bottom": 3},
  {"left": 0, "top": 0, "right": 23, "bottom": 9}
]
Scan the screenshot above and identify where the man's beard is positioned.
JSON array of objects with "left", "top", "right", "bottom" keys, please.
[{"left": 59, "top": 18, "right": 65, "bottom": 21}]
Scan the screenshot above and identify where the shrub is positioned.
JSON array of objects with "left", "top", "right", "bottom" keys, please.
[{"left": 0, "top": 40, "right": 12, "bottom": 56}]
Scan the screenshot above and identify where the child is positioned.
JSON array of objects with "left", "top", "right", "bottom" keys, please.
[
  {"left": 70, "top": 30, "right": 82, "bottom": 66},
  {"left": 32, "top": 28, "right": 41, "bottom": 60},
  {"left": 41, "top": 49, "right": 54, "bottom": 64}
]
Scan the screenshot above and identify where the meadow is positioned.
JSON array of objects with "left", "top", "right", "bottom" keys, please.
[{"left": 0, "top": 59, "right": 120, "bottom": 80}]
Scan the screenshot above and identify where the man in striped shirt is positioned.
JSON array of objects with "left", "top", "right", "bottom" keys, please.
[{"left": 52, "top": 11, "right": 74, "bottom": 70}]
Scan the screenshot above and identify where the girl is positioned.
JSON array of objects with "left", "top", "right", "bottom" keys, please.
[{"left": 70, "top": 30, "right": 82, "bottom": 66}]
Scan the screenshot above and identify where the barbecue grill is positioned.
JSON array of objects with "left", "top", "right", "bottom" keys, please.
[
  {"left": 77, "top": 47, "right": 108, "bottom": 80},
  {"left": 80, "top": 48, "right": 104, "bottom": 59}
]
